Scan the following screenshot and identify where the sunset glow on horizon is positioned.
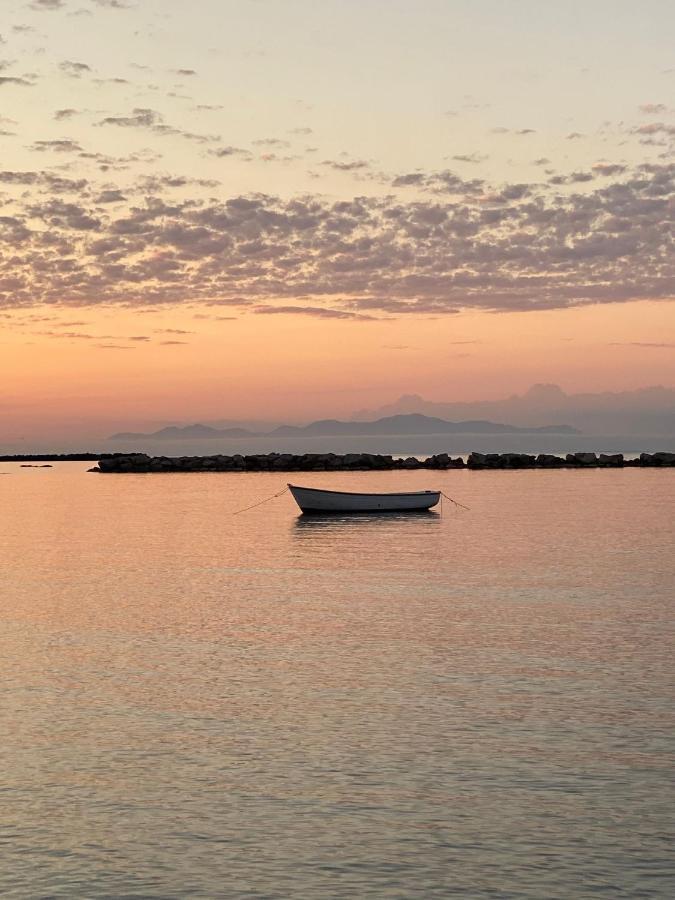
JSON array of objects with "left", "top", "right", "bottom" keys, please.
[{"left": 1, "top": 0, "right": 673, "bottom": 444}]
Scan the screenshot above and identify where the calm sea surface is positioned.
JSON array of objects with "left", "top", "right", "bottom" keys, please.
[{"left": 1, "top": 463, "right": 673, "bottom": 898}]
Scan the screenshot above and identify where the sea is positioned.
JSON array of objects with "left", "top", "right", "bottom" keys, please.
[{"left": 1, "top": 462, "right": 673, "bottom": 898}]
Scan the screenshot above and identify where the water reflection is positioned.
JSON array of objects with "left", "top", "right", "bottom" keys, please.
[
  {"left": 293, "top": 509, "right": 440, "bottom": 530},
  {"left": 1, "top": 464, "right": 674, "bottom": 899}
]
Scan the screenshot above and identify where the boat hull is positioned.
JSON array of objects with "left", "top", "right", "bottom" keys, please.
[{"left": 288, "top": 484, "right": 440, "bottom": 514}]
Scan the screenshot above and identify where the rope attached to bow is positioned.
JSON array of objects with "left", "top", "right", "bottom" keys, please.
[
  {"left": 440, "top": 491, "right": 470, "bottom": 511},
  {"left": 232, "top": 486, "right": 289, "bottom": 515}
]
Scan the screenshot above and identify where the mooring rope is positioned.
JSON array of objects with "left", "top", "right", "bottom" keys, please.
[
  {"left": 232, "top": 485, "right": 289, "bottom": 516},
  {"left": 440, "top": 491, "right": 470, "bottom": 511}
]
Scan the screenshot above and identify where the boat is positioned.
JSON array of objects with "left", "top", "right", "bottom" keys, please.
[{"left": 288, "top": 483, "right": 441, "bottom": 514}]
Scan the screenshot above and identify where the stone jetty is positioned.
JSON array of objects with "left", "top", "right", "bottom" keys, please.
[{"left": 92, "top": 450, "right": 675, "bottom": 473}]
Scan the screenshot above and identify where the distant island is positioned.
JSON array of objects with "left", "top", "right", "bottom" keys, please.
[{"left": 110, "top": 413, "right": 580, "bottom": 441}]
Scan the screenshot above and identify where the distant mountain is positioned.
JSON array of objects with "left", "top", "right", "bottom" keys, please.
[
  {"left": 352, "top": 384, "right": 675, "bottom": 436},
  {"left": 111, "top": 424, "right": 253, "bottom": 440},
  {"left": 110, "top": 413, "right": 579, "bottom": 441}
]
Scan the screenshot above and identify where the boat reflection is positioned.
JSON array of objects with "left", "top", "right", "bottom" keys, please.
[{"left": 293, "top": 509, "right": 440, "bottom": 531}]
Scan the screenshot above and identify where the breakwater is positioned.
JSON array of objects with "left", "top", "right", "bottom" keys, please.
[{"left": 93, "top": 451, "right": 675, "bottom": 472}]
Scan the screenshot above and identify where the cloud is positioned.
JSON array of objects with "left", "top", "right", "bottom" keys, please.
[
  {"left": 172, "top": 68, "right": 197, "bottom": 76},
  {"left": 592, "top": 162, "right": 627, "bottom": 176},
  {"left": 54, "top": 107, "right": 79, "bottom": 120},
  {"left": 94, "top": 76, "right": 130, "bottom": 86},
  {"left": 253, "top": 138, "right": 291, "bottom": 148},
  {"left": 30, "top": 0, "right": 65, "bottom": 9},
  {"left": 95, "top": 189, "right": 126, "bottom": 203},
  {"left": 639, "top": 103, "right": 668, "bottom": 114},
  {"left": 59, "top": 60, "right": 92, "bottom": 77},
  {"left": 154, "top": 328, "right": 194, "bottom": 334},
  {"left": 0, "top": 162, "right": 672, "bottom": 315},
  {"left": 97, "top": 107, "right": 219, "bottom": 143},
  {"left": 31, "top": 139, "right": 83, "bottom": 153},
  {"left": 90, "top": 0, "right": 132, "bottom": 8},
  {"left": 632, "top": 122, "right": 675, "bottom": 137},
  {"left": 253, "top": 305, "right": 374, "bottom": 320},
  {"left": 549, "top": 171, "right": 595, "bottom": 185},
  {"left": 135, "top": 174, "right": 220, "bottom": 192},
  {"left": 0, "top": 76, "right": 34, "bottom": 87},
  {"left": 99, "top": 108, "right": 159, "bottom": 128},
  {"left": 610, "top": 341, "right": 675, "bottom": 349},
  {"left": 566, "top": 132, "right": 584, "bottom": 140},
  {"left": 321, "top": 159, "right": 370, "bottom": 172},
  {"left": 451, "top": 153, "right": 488, "bottom": 164},
  {"left": 490, "top": 127, "right": 535, "bottom": 135},
  {"left": 210, "top": 146, "right": 252, "bottom": 159}
]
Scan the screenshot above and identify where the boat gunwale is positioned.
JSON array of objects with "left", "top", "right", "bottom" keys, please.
[{"left": 287, "top": 483, "right": 440, "bottom": 498}]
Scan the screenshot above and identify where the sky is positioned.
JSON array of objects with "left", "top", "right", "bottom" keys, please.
[{"left": 0, "top": 0, "right": 673, "bottom": 442}]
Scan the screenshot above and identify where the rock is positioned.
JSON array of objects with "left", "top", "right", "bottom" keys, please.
[
  {"left": 641, "top": 451, "right": 675, "bottom": 466},
  {"left": 92, "top": 449, "right": 674, "bottom": 474},
  {"left": 98, "top": 453, "right": 150, "bottom": 472},
  {"left": 566, "top": 452, "right": 598, "bottom": 467},
  {"left": 536, "top": 454, "right": 566, "bottom": 468},
  {"left": 598, "top": 453, "right": 624, "bottom": 467},
  {"left": 500, "top": 453, "right": 536, "bottom": 469},
  {"left": 467, "top": 452, "right": 487, "bottom": 469}
]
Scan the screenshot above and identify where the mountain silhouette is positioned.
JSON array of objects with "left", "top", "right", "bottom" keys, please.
[{"left": 110, "top": 413, "right": 579, "bottom": 441}]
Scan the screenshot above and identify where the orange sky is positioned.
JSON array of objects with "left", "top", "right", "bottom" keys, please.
[
  {"left": 2, "top": 300, "right": 674, "bottom": 441},
  {"left": 0, "top": 1, "right": 673, "bottom": 443}
]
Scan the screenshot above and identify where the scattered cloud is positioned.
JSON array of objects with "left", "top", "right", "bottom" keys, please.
[
  {"left": 592, "top": 162, "right": 627, "bottom": 176},
  {"left": 154, "top": 328, "right": 194, "bottom": 335},
  {"left": 253, "top": 138, "right": 291, "bottom": 148},
  {"left": 90, "top": 0, "right": 133, "bottom": 8},
  {"left": 30, "top": 0, "right": 66, "bottom": 10},
  {"left": 0, "top": 148, "right": 671, "bottom": 317},
  {"left": 97, "top": 107, "right": 220, "bottom": 143},
  {"left": 321, "top": 159, "right": 370, "bottom": 172},
  {"left": 209, "top": 146, "right": 252, "bottom": 160},
  {"left": 54, "top": 107, "right": 79, "bottom": 120},
  {"left": 490, "top": 127, "right": 535, "bottom": 136},
  {"left": 610, "top": 341, "right": 675, "bottom": 349},
  {"left": 451, "top": 153, "right": 488, "bottom": 164},
  {"left": 639, "top": 103, "right": 668, "bottom": 114},
  {"left": 95, "top": 189, "right": 127, "bottom": 203},
  {"left": 0, "top": 76, "right": 34, "bottom": 87},
  {"left": 59, "top": 60, "right": 92, "bottom": 78},
  {"left": 253, "top": 305, "right": 375, "bottom": 320},
  {"left": 31, "top": 139, "right": 83, "bottom": 153},
  {"left": 632, "top": 122, "right": 675, "bottom": 137},
  {"left": 96, "top": 343, "right": 133, "bottom": 349}
]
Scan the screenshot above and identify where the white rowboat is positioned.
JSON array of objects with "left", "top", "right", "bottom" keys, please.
[{"left": 288, "top": 483, "right": 441, "bottom": 514}]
